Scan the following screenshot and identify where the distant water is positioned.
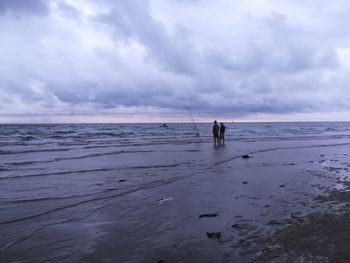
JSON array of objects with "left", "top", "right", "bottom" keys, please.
[{"left": 1, "top": 122, "right": 350, "bottom": 262}]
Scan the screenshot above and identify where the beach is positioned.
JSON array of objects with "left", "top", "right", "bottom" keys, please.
[{"left": 1, "top": 123, "right": 350, "bottom": 262}]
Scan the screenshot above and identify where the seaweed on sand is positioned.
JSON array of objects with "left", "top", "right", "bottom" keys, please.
[{"left": 257, "top": 186, "right": 350, "bottom": 262}]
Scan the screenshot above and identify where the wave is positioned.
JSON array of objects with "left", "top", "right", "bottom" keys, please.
[
  {"left": 2, "top": 149, "right": 153, "bottom": 167},
  {"left": 3, "top": 192, "right": 102, "bottom": 204},
  {"left": 0, "top": 160, "right": 190, "bottom": 181},
  {"left": 0, "top": 148, "right": 70, "bottom": 155},
  {"left": 20, "top": 135, "right": 36, "bottom": 141},
  {"left": 54, "top": 130, "right": 75, "bottom": 134},
  {"left": 49, "top": 149, "right": 153, "bottom": 162},
  {"left": 89, "top": 132, "right": 125, "bottom": 137},
  {"left": 48, "top": 135, "right": 67, "bottom": 139},
  {"left": 130, "top": 163, "right": 182, "bottom": 169},
  {"left": 0, "top": 168, "right": 111, "bottom": 181}
]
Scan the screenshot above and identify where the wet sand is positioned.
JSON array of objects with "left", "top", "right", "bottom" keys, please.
[
  {"left": 1, "top": 123, "right": 350, "bottom": 262},
  {"left": 84, "top": 143, "right": 350, "bottom": 262}
]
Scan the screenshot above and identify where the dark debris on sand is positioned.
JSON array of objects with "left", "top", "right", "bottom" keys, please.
[
  {"left": 231, "top": 223, "right": 241, "bottom": 230},
  {"left": 206, "top": 232, "right": 222, "bottom": 240},
  {"left": 199, "top": 213, "right": 218, "bottom": 219}
]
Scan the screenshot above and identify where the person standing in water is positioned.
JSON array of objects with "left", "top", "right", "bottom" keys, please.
[
  {"left": 213, "top": 120, "right": 220, "bottom": 145},
  {"left": 219, "top": 122, "right": 226, "bottom": 144}
]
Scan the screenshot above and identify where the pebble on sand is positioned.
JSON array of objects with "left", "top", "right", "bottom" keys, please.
[{"left": 206, "top": 232, "right": 222, "bottom": 240}]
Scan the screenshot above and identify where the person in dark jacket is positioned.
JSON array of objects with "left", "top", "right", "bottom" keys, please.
[
  {"left": 219, "top": 122, "right": 226, "bottom": 144},
  {"left": 213, "top": 120, "right": 219, "bottom": 145}
]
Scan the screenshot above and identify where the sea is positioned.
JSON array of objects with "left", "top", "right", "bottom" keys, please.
[{"left": 1, "top": 122, "right": 350, "bottom": 262}]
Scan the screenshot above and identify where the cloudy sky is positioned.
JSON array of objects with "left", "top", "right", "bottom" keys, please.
[{"left": 1, "top": 0, "right": 350, "bottom": 123}]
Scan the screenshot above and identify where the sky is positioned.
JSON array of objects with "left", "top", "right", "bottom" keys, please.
[{"left": 1, "top": 0, "right": 350, "bottom": 123}]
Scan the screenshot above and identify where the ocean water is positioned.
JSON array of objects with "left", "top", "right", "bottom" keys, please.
[
  {"left": 1, "top": 122, "right": 350, "bottom": 262},
  {"left": 2, "top": 122, "right": 349, "bottom": 181}
]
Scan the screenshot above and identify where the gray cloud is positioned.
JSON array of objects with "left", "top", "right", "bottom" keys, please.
[
  {"left": 1, "top": 0, "right": 350, "bottom": 121},
  {"left": 97, "top": 0, "right": 196, "bottom": 75},
  {"left": 0, "top": 0, "right": 49, "bottom": 15}
]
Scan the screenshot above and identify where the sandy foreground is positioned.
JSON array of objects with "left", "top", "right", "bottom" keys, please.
[{"left": 1, "top": 135, "right": 350, "bottom": 262}]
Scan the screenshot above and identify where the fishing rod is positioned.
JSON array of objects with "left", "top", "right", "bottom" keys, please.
[{"left": 187, "top": 108, "right": 202, "bottom": 142}]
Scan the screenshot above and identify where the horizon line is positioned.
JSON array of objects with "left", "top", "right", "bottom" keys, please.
[{"left": 1, "top": 120, "right": 350, "bottom": 125}]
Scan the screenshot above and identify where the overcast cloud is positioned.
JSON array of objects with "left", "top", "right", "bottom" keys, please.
[{"left": 1, "top": 0, "right": 350, "bottom": 122}]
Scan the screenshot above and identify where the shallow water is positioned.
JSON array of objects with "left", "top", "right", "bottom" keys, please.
[{"left": 1, "top": 122, "right": 350, "bottom": 262}]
